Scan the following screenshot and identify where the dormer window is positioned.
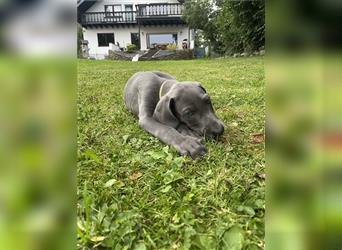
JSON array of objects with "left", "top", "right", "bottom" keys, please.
[{"left": 105, "top": 5, "right": 122, "bottom": 17}]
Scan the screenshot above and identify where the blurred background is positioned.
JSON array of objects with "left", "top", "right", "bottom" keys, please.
[
  {"left": 0, "top": 0, "right": 341, "bottom": 249},
  {"left": 0, "top": 0, "right": 76, "bottom": 250},
  {"left": 267, "top": 0, "right": 342, "bottom": 249}
]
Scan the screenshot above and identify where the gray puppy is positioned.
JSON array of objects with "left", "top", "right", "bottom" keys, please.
[{"left": 124, "top": 71, "right": 224, "bottom": 159}]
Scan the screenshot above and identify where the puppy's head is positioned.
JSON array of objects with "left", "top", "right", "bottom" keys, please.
[{"left": 153, "top": 82, "right": 224, "bottom": 138}]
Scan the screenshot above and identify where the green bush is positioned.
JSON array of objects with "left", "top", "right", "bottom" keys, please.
[{"left": 126, "top": 44, "right": 137, "bottom": 53}]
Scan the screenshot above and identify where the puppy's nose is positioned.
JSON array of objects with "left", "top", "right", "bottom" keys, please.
[{"left": 213, "top": 123, "right": 224, "bottom": 136}]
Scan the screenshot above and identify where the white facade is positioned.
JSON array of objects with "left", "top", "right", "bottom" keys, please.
[{"left": 80, "top": 0, "right": 194, "bottom": 59}]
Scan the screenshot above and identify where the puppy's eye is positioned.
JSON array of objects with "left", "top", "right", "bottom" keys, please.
[
  {"left": 202, "top": 95, "right": 211, "bottom": 104},
  {"left": 184, "top": 110, "right": 194, "bottom": 117},
  {"left": 204, "top": 97, "right": 211, "bottom": 104}
]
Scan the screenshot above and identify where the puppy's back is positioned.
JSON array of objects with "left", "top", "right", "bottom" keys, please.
[{"left": 124, "top": 72, "right": 164, "bottom": 117}]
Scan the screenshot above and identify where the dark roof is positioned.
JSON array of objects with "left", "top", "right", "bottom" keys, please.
[{"left": 77, "top": 0, "right": 97, "bottom": 14}]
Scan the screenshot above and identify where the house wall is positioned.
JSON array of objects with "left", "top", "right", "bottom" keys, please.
[
  {"left": 83, "top": 25, "right": 193, "bottom": 59},
  {"left": 87, "top": 0, "right": 180, "bottom": 12},
  {"left": 83, "top": 26, "right": 138, "bottom": 59},
  {"left": 82, "top": 0, "right": 194, "bottom": 59}
]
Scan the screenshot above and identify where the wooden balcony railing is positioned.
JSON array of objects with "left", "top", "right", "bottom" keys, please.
[
  {"left": 81, "top": 11, "right": 136, "bottom": 25},
  {"left": 80, "top": 3, "right": 184, "bottom": 25},
  {"left": 136, "top": 3, "right": 183, "bottom": 17}
]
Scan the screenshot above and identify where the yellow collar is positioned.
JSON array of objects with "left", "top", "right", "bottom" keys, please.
[{"left": 159, "top": 80, "right": 168, "bottom": 99}]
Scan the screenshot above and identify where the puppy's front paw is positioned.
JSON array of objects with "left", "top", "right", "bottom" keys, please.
[
  {"left": 176, "top": 135, "right": 206, "bottom": 159},
  {"left": 177, "top": 124, "right": 202, "bottom": 139}
]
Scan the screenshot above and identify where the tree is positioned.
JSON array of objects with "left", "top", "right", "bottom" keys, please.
[
  {"left": 182, "top": 0, "right": 265, "bottom": 54},
  {"left": 216, "top": 0, "right": 265, "bottom": 53},
  {"left": 77, "top": 23, "right": 84, "bottom": 58},
  {"left": 182, "top": 0, "right": 212, "bottom": 30},
  {"left": 182, "top": 0, "right": 221, "bottom": 53}
]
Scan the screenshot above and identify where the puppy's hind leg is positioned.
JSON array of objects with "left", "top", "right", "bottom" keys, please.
[{"left": 152, "top": 71, "right": 176, "bottom": 80}]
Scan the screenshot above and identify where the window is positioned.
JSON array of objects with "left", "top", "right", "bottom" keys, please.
[
  {"left": 124, "top": 5, "right": 133, "bottom": 21},
  {"left": 125, "top": 5, "right": 133, "bottom": 11},
  {"left": 97, "top": 33, "right": 115, "bottom": 47},
  {"left": 105, "top": 5, "right": 122, "bottom": 17},
  {"left": 147, "top": 33, "right": 178, "bottom": 48}
]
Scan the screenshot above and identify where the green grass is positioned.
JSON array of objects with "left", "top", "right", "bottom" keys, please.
[{"left": 77, "top": 58, "right": 265, "bottom": 250}]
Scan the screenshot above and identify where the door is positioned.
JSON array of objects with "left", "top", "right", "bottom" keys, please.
[{"left": 131, "top": 33, "right": 140, "bottom": 49}]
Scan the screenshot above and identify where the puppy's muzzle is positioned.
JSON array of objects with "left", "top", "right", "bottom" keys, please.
[
  {"left": 211, "top": 122, "right": 224, "bottom": 137},
  {"left": 203, "top": 121, "right": 224, "bottom": 137},
  {"left": 214, "top": 123, "right": 224, "bottom": 136}
]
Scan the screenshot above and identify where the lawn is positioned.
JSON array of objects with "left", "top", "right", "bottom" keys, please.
[{"left": 77, "top": 57, "right": 265, "bottom": 250}]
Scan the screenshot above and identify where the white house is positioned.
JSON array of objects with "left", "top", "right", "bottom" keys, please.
[{"left": 78, "top": 0, "right": 195, "bottom": 59}]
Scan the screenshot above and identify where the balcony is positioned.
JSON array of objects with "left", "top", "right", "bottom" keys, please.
[
  {"left": 80, "top": 11, "right": 137, "bottom": 26},
  {"left": 80, "top": 3, "right": 185, "bottom": 27},
  {"left": 136, "top": 3, "right": 184, "bottom": 25}
]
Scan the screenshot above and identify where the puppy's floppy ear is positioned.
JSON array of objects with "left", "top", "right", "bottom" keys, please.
[
  {"left": 153, "top": 95, "right": 179, "bottom": 128},
  {"left": 195, "top": 82, "right": 207, "bottom": 93}
]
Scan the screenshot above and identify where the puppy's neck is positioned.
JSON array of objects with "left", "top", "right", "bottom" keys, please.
[{"left": 159, "top": 80, "right": 177, "bottom": 98}]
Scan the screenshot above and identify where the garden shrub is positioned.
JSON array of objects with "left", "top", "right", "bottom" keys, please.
[
  {"left": 126, "top": 44, "right": 137, "bottom": 53},
  {"left": 166, "top": 44, "right": 177, "bottom": 50}
]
